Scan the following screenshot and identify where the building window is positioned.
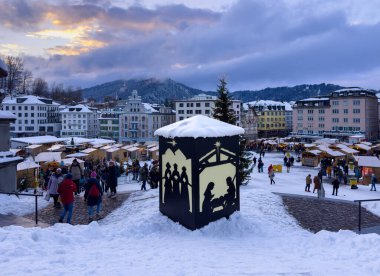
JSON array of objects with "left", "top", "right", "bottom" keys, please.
[
  {"left": 205, "top": 110, "right": 210, "bottom": 114},
  {"left": 332, "top": 118, "right": 339, "bottom": 123},
  {"left": 307, "top": 110, "right": 313, "bottom": 114},
  {"left": 344, "top": 109, "right": 348, "bottom": 114},
  {"left": 205, "top": 103, "right": 210, "bottom": 107},
  {"left": 353, "top": 100, "right": 360, "bottom": 105},
  {"left": 24, "top": 106, "right": 28, "bottom": 110},
  {"left": 196, "top": 103, "right": 201, "bottom": 107},
  {"left": 179, "top": 103, "right": 184, "bottom": 107},
  {"left": 31, "top": 106, "right": 34, "bottom": 110},
  {"left": 195, "top": 110, "right": 202, "bottom": 114},
  {"left": 332, "top": 100, "right": 339, "bottom": 106},
  {"left": 179, "top": 116, "right": 184, "bottom": 120},
  {"left": 332, "top": 109, "right": 339, "bottom": 114},
  {"left": 353, "top": 109, "right": 360, "bottom": 114},
  {"left": 353, "top": 118, "right": 360, "bottom": 123},
  {"left": 18, "top": 106, "right": 21, "bottom": 110},
  {"left": 297, "top": 110, "right": 303, "bottom": 114},
  {"left": 343, "top": 118, "right": 348, "bottom": 123}
]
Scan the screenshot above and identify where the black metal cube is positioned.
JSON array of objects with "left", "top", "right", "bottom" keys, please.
[{"left": 158, "top": 134, "right": 240, "bottom": 230}]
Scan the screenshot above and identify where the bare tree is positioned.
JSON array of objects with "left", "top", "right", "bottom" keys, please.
[
  {"left": 5, "top": 56, "right": 24, "bottom": 97},
  {"left": 32, "top": 78, "right": 49, "bottom": 97},
  {"left": 20, "top": 69, "right": 33, "bottom": 94}
]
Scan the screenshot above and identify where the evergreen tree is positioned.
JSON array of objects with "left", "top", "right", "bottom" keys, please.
[
  {"left": 212, "top": 78, "right": 252, "bottom": 185},
  {"left": 212, "top": 78, "right": 236, "bottom": 124}
]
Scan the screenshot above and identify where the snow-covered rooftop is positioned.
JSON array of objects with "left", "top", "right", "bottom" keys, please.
[
  {"left": 0, "top": 111, "right": 17, "bottom": 120},
  {"left": 246, "top": 100, "right": 286, "bottom": 107},
  {"left": 80, "top": 148, "right": 98, "bottom": 154},
  {"left": 155, "top": 115, "right": 244, "bottom": 138},
  {"left": 143, "top": 103, "right": 158, "bottom": 113},
  {"left": 34, "top": 152, "right": 62, "bottom": 162},
  {"left": 17, "top": 160, "right": 40, "bottom": 171},
  {"left": 2, "top": 95, "right": 60, "bottom": 105},
  {"left": 60, "top": 104, "right": 94, "bottom": 113},
  {"left": 354, "top": 156, "right": 380, "bottom": 168},
  {"left": 0, "top": 151, "right": 23, "bottom": 164},
  {"left": 11, "top": 136, "right": 67, "bottom": 145},
  {"left": 299, "top": 97, "right": 329, "bottom": 101}
]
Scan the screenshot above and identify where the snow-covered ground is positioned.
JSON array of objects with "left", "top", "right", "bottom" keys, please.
[{"left": 1, "top": 152, "right": 380, "bottom": 275}]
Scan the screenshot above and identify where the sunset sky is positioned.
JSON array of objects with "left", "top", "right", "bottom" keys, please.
[{"left": 1, "top": 0, "right": 380, "bottom": 91}]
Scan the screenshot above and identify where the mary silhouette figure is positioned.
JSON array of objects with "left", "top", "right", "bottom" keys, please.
[
  {"left": 180, "top": 166, "right": 190, "bottom": 212},
  {"left": 224, "top": 176, "right": 236, "bottom": 207},
  {"left": 171, "top": 163, "right": 180, "bottom": 201},
  {"left": 202, "top": 182, "right": 215, "bottom": 215},
  {"left": 163, "top": 162, "right": 172, "bottom": 203}
]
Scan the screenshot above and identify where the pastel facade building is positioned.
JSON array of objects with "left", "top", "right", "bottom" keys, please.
[
  {"left": 174, "top": 94, "right": 242, "bottom": 126},
  {"left": 1, "top": 95, "right": 61, "bottom": 137},
  {"left": 60, "top": 104, "right": 100, "bottom": 137},
  {"left": 119, "top": 90, "right": 175, "bottom": 143},
  {"left": 249, "top": 100, "right": 287, "bottom": 138},
  {"left": 292, "top": 88, "right": 379, "bottom": 141}
]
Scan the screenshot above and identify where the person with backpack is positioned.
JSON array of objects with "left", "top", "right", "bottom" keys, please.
[
  {"left": 139, "top": 163, "right": 149, "bottom": 191},
  {"left": 84, "top": 171, "right": 103, "bottom": 222},
  {"left": 58, "top": 173, "right": 77, "bottom": 224},
  {"left": 370, "top": 173, "right": 377, "bottom": 191},
  {"left": 48, "top": 168, "right": 64, "bottom": 208}
]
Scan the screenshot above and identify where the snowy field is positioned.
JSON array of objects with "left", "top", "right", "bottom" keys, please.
[{"left": 1, "top": 152, "right": 380, "bottom": 275}]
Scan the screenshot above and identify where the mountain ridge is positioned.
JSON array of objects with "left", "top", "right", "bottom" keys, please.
[{"left": 82, "top": 78, "right": 350, "bottom": 103}]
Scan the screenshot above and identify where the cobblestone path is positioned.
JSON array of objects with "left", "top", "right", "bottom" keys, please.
[
  {"left": 280, "top": 193, "right": 380, "bottom": 233},
  {"left": 24, "top": 192, "right": 130, "bottom": 225}
]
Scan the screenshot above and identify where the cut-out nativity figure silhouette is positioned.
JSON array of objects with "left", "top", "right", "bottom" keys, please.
[
  {"left": 180, "top": 166, "right": 191, "bottom": 212},
  {"left": 202, "top": 182, "right": 215, "bottom": 216},
  {"left": 164, "top": 162, "right": 172, "bottom": 203},
  {"left": 171, "top": 163, "right": 180, "bottom": 201}
]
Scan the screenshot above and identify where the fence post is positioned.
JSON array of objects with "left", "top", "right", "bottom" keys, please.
[
  {"left": 358, "top": 201, "right": 361, "bottom": 232},
  {"left": 35, "top": 195, "right": 38, "bottom": 225}
]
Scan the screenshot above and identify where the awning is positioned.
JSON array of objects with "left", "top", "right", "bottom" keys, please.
[
  {"left": 66, "top": 152, "right": 88, "bottom": 158},
  {"left": 35, "top": 152, "right": 62, "bottom": 162},
  {"left": 126, "top": 146, "right": 140, "bottom": 152},
  {"left": 25, "top": 144, "right": 42, "bottom": 149},
  {"left": 17, "top": 161, "right": 40, "bottom": 171}
]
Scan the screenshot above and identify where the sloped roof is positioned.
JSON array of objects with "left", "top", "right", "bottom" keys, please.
[{"left": 2, "top": 95, "right": 60, "bottom": 105}]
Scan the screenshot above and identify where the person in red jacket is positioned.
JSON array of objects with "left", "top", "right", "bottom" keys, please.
[{"left": 58, "top": 173, "right": 77, "bottom": 224}]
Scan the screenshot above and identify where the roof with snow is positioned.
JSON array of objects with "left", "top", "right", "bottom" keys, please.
[
  {"left": 17, "top": 161, "right": 40, "bottom": 171},
  {"left": 154, "top": 115, "right": 244, "bottom": 138},
  {"left": 60, "top": 104, "right": 94, "bottom": 113},
  {"left": 142, "top": 103, "right": 158, "bottom": 113},
  {"left": 11, "top": 136, "right": 67, "bottom": 145},
  {"left": 2, "top": 95, "right": 60, "bottom": 105},
  {"left": 247, "top": 100, "right": 286, "bottom": 107},
  {"left": 299, "top": 97, "right": 329, "bottom": 101},
  {"left": 0, "top": 111, "right": 17, "bottom": 120},
  {"left": 34, "top": 152, "right": 62, "bottom": 162},
  {"left": 0, "top": 151, "right": 23, "bottom": 165},
  {"left": 354, "top": 156, "right": 380, "bottom": 168}
]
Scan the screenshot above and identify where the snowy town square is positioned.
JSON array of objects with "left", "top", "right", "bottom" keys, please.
[{"left": 2, "top": 1, "right": 380, "bottom": 275}]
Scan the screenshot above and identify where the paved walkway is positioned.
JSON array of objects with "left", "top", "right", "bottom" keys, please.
[
  {"left": 24, "top": 192, "right": 130, "bottom": 226},
  {"left": 0, "top": 214, "right": 50, "bottom": 228},
  {"left": 278, "top": 192, "right": 380, "bottom": 234}
]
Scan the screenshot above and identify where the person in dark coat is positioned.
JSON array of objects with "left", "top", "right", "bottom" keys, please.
[
  {"left": 332, "top": 177, "right": 340, "bottom": 196},
  {"left": 139, "top": 163, "right": 149, "bottom": 191},
  {"left": 313, "top": 175, "right": 321, "bottom": 193},
  {"left": 108, "top": 161, "right": 118, "bottom": 198},
  {"left": 84, "top": 171, "right": 103, "bottom": 221},
  {"left": 58, "top": 173, "right": 77, "bottom": 223}
]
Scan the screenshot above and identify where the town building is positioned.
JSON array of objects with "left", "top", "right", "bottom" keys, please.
[
  {"left": 241, "top": 103, "right": 258, "bottom": 140},
  {"left": 174, "top": 94, "right": 242, "bottom": 126},
  {"left": 284, "top": 102, "right": 293, "bottom": 133},
  {"left": 60, "top": 104, "right": 100, "bottom": 138},
  {"left": 119, "top": 90, "right": 175, "bottom": 143},
  {"left": 292, "top": 88, "right": 379, "bottom": 141},
  {"left": 248, "top": 100, "right": 288, "bottom": 138},
  {"left": 99, "top": 109, "right": 124, "bottom": 141},
  {"left": 1, "top": 95, "right": 61, "bottom": 137}
]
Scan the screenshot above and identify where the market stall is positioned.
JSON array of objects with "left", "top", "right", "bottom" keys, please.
[
  {"left": 16, "top": 160, "right": 40, "bottom": 189},
  {"left": 354, "top": 156, "right": 380, "bottom": 185},
  {"left": 302, "top": 150, "right": 321, "bottom": 167}
]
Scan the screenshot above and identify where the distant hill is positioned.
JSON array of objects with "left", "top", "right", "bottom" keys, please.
[
  {"left": 232, "top": 83, "right": 345, "bottom": 102},
  {"left": 82, "top": 79, "right": 346, "bottom": 104},
  {"left": 82, "top": 78, "right": 205, "bottom": 104}
]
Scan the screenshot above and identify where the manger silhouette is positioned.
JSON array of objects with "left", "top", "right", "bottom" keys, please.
[{"left": 155, "top": 115, "right": 244, "bottom": 230}]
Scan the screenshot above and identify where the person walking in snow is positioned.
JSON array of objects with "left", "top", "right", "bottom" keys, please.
[
  {"left": 313, "top": 175, "right": 321, "bottom": 194},
  {"left": 268, "top": 164, "right": 275, "bottom": 184},
  {"left": 332, "top": 177, "right": 340, "bottom": 196},
  {"left": 252, "top": 156, "right": 257, "bottom": 167},
  {"left": 370, "top": 173, "right": 377, "bottom": 191},
  {"left": 305, "top": 174, "right": 312, "bottom": 192},
  {"left": 139, "top": 163, "right": 149, "bottom": 191},
  {"left": 47, "top": 168, "right": 64, "bottom": 208},
  {"left": 286, "top": 160, "right": 291, "bottom": 173},
  {"left": 70, "top": 159, "right": 83, "bottom": 195},
  {"left": 108, "top": 161, "right": 118, "bottom": 198},
  {"left": 84, "top": 171, "right": 103, "bottom": 222},
  {"left": 58, "top": 173, "right": 77, "bottom": 223}
]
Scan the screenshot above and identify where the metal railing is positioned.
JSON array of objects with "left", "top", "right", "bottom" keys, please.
[
  {"left": 353, "top": 198, "right": 380, "bottom": 232},
  {"left": 0, "top": 191, "right": 43, "bottom": 225}
]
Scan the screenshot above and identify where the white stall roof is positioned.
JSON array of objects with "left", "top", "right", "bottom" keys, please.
[
  {"left": 335, "top": 144, "right": 359, "bottom": 154},
  {"left": 106, "top": 147, "right": 122, "bottom": 153},
  {"left": 17, "top": 161, "right": 40, "bottom": 171},
  {"left": 12, "top": 136, "right": 67, "bottom": 145},
  {"left": 81, "top": 148, "right": 98, "bottom": 154},
  {"left": 66, "top": 152, "right": 88, "bottom": 158},
  {"left": 46, "top": 144, "right": 65, "bottom": 151},
  {"left": 154, "top": 115, "right": 244, "bottom": 138},
  {"left": 354, "top": 156, "right": 380, "bottom": 168},
  {"left": 355, "top": 143, "right": 371, "bottom": 151},
  {"left": 308, "top": 150, "right": 321, "bottom": 155},
  {"left": 25, "top": 144, "right": 42, "bottom": 149},
  {"left": 35, "top": 152, "right": 62, "bottom": 162},
  {"left": 89, "top": 138, "right": 115, "bottom": 146},
  {"left": 0, "top": 111, "right": 17, "bottom": 120},
  {"left": 148, "top": 146, "right": 159, "bottom": 152},
  {"left": 100, "top": 145, "right": 114, "bottom": 150},
  {"left": 126, "top": 146, "right": 140, "bottom": 152},
  {"left": 61, "top": 158, "right": 85, "bottom": 166},
  {"left": 317, "top": 145, "right": 345, "bottom": 157}
]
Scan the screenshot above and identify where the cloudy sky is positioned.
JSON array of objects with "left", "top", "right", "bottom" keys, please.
[{"left": 1, "top": 0, "right": 380, "bottom": 91}]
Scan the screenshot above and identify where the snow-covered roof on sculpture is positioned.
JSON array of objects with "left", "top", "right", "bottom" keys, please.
[
  {"left": 2, "top": 95, "right": 60, "bottom": 105},
  {"left": 0, "top": 111, "right": 17, "bottom": 120},
  {"left": 155, "top": 115, "right": 244, "bottom": 138},
  {"left": 11, "top": 135, "right": 67, "bottom": 145},
  {"left": 60, "top": 104, "right": 94, "bottom": 113}
]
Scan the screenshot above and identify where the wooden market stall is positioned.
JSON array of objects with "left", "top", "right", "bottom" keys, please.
[
  {"left": 16, "top": 160, "right": 40, "bottom": 189},
  {"left": 80, "top": 147, "right": 105, "bottom": 161},
  {"left": 353, "top": 143, "right": 373, "bottom": 155},
  {"left": 106, "top": 147, "right": 127, "bottom": 162},
  {"left": 354, "top": 156, "right": 380, "bottom": 185},
  {"left": 301, "top": 150, "right": 321, "bottom": 167},
  {"left": 317, "top": 145, "right": 346, "bottom": 165}
]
